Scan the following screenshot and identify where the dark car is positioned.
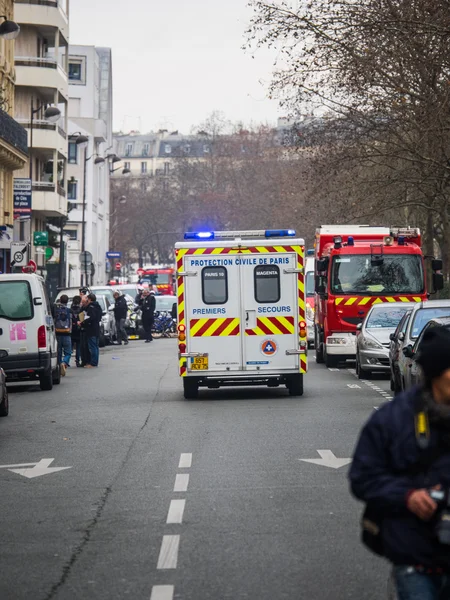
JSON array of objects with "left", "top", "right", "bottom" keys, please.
[
  {"left": 389, "top": 309, "right": 413, "bottom": 393},
  {"left": 401, "top": 317, "right": 450, "bottom": 389},
  {"left": 0, "top": 349, "right": 9, "bottom": 417}
]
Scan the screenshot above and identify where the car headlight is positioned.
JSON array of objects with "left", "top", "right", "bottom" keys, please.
[
  {"left": 306, "top": 304, "right": 314, "bottom": 321},
  {"left": 361, "top": 335, "right": 383, "bottom": 350}
]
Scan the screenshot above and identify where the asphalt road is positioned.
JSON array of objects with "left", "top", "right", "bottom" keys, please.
[{"left": 0, "top": 342, "right": 393, "bottom": 600}]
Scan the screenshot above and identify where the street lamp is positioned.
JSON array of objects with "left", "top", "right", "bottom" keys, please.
[
  {"left": 69, "top": 133, "right": 104, "bottom": 285},
  {"left": 0, "top": 16, "right": 20, "bottom": 40}
]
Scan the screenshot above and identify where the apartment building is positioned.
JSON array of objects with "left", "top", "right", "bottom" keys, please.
[
  {"left": 66, "top": 45, "right": 113, "bottom": 286},
  {"left": 13, "top": 0, "right": 69, "bottom": 268},
  {"left": 0, "top": 0, "right": 28, "bottom": 272}
]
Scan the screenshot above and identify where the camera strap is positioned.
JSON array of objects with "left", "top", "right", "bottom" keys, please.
[{"left": 414, "top": 390, "right": 431, "bottom": 450}]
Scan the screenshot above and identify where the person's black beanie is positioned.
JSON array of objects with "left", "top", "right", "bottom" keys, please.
[{"left": 416, "top": 326, "right": 450, "bottom": 381}]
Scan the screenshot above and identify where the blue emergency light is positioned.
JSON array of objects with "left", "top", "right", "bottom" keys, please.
[
  {"left": 184, "top": 231, "right": 215, "bottom": 240},
  {"left": 347, "top": 236, "right": 354, "bottom": 246},
  {"left": 306, "top": 248, "right": 315, "bottom": 256},
  {"left": 264, "top": 229, "right": 296, "bottom": 238}
]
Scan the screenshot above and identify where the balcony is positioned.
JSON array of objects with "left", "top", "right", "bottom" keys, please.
[
  {"left": 14, "top": 1, "right": 69, "bottom": 41},
  {"left": 16, "top": 118, "right": 67, "bottom": 157},
  {"left": 0, "top": 108, "right": 28, "bottom": 169},
  {"left": 31, "top": 181, "right": 66, "bottom": 217},
  {"left": 15, "top": 57, "right": 68, "bottom": 100}
]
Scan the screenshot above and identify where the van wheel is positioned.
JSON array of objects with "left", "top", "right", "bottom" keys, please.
[
  {"left": 0, "top": 388, "right": 9, "bottom": 417},
  {"left": 183, "top": 378, "right": 198, "bottom": 400},
  {"left": 287, "top": 374, "right": 303, "bottom": 396},
  {"left": 39, "top": 369, "right": 53, "bottom": 391},
  {"left": 324, "top": 347, "right": 339, "bottom": 368},
  {"left": 53, "top": 364, "right": 61, "bottom": 385}
]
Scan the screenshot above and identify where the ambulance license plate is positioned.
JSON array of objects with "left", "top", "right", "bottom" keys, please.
[{"left": 191, "top": 356, "right": 208, "bottom": 370}]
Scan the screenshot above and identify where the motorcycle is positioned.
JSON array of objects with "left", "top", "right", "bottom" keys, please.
[{"left": 151, "top": 311, "right": 177, "bottom": 338}]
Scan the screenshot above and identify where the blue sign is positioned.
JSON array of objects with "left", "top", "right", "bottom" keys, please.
[
  {"left": 106, "top": 251, "right": 122, "bottom": 259},
  {"left": 13, "top": 178, "right": 32, "bottom": 220}
]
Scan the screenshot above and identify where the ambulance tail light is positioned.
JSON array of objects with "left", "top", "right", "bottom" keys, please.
[
  {"left": 178, "top": 333, "right": 186, "bottom": 342},
  {"left": 179, "top": 342, "right": 186, "bottom": 354},
  {"left": 299, "top": 320, "right": 307, "bottom": 339},
  {"left": 178, "top": 324, "right": 186, "bottom": 332}
]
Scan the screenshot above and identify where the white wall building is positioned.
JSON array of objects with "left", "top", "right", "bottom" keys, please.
[{"left": 66, "top": 45, "right": 112, "bottom": 286}]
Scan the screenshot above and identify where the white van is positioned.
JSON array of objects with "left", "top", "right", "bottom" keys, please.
[
  {"left": 175, "top": 229, "right": 308, "bottom": 399},
  {"left": 0, "top": 274, "right": 60, "bottom": 390}
]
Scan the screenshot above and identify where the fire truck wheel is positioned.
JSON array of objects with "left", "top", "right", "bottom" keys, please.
[
  {"left": 287, "top": 374, "right": 303, "bottom": 396},
  {"left": 315, "top": 330, "right": 324, "bottom": 363},
  {"left": 183, "top": 378, "right": 199, "bottom": 400}
]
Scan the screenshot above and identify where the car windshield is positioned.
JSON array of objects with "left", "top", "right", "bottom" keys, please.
[
  {"left": 305, "top": 271, "right": 314, "bottom": 297},
  {"left": 96, "top": 296, "right": 107, "bottom": 311},
  {"left": 366, "top": 306, "right": 409, "bottom": 329},
  {"left": 411, "top": 307, "right": 450, "bottom": 339},
  {"left": 156, "top": 296, "right": 176, "bottom": 311},
  {"left": 331, "top": 254, "right": 424, "bottom": 295}
]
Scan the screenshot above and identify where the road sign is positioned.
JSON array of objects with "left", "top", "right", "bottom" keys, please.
[
  {"left": 0, "top": 458, "right": 71, "bottom": 479},
  {"left": 106, "top": 251, "right": 122, "bottom": 259},
  {"left": 22, "top": 260, "right": 37, "bottom": 274},
  {"left": 10, "top": 242, "right": 28, "bottom": 267},
  {"left": 13, "top": 178, "right": 32, "bottom": 220},
  {"left": 79, "top": 251, "right": 93, "bottom": 268},
  {"left": 33, "top": 231, "right": 48, "bottom": 246},
  {"left": 115, "top": 262, "right": 122, "bottom": 270},
  {"left": 299, "top": 450, "right": 352, "bottom": 470}
]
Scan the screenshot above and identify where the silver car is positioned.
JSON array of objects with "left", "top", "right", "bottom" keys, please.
[
  {"left": 356, "top": 303, "right": 415, "bottom": 379},
  {"left": 395, "top": 300, "right": 450, "bottom": 391}
]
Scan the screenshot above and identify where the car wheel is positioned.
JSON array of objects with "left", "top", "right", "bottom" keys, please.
[
  {"left": 357, "top": 356, "right": 370, "bottom": 380},
  {"left": 183, "top": 378, "right": 199, "bottom": 400},
  {"left": 286, "top": 374, "right": 304, "bottom": 396},
  {"left": 53, "top": 363, "right": 61, "bottom": 385},
  {"left": 99, "top": 332, "right": 106, "bottom": 348},
  {"left": 39, "top": 369, "right": 53, "bottom": 391},
  {"left": 0, "top": 387, "right": 9, "bottom": 417}
]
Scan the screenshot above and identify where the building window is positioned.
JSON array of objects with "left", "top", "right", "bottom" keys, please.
[
  {"left": 68, "top": 62, "right": 81, "bottom": 81},
  {"left": 164, "top": 144, "right": 172, "bottom": 154},
  {"left": 203, "top": 144, "right": 210, "bottom": 154},
  {"left": 64, "top": 229, "right": 78, "bottom": 240},
  {"left": 164, "top": 162, "right": 170, "bottom": 176},
  {"left": 125, "top": 143, "right": 134, "bottom": 156},
  {"left": 68, "top": 142, "right": 78, "bottom": 164},
  {"left": 143, "top": 143, "right": 150, "bottom": 156},
  {"left": 184, "top": 144, "right": 191, "bottom": 154},
  {"left": 141, "top": 162, "right": 147, "bottom": 174},
  {"left": 68, "top": 180, "right": 77, "bottom": 200},
  {"left": 124, "top": 162, "right": 131, "bottom": 170}
]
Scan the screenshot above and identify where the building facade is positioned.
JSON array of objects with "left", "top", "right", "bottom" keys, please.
[
  {"left": 66, "top": 45, "right": 113, "bottom": 286},
  {"left": 13, "top": 0, "right": 70, "bottom": 272},
  {"left": 0, "top": 0, "right": 28, "bottom": 271}
]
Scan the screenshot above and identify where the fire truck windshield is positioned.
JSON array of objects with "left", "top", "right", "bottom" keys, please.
[
  {"left": 330, "top": 254, "right": 424, "bottom": 295},
  {"left": 141, "top": 273, "right": 170, "bottom": 284},
  {"left": 305, "top": 271, "right": 314, "bottom": 297}
]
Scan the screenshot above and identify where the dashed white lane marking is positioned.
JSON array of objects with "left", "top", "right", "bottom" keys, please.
[
  {"left": 166, "top": 499, "right": 186, "bottom": 524},
  {"left": 178, "top": 453, "right": 192, "bottom": 468},
  {"left": 347, "top": 369, "right": 393, "bottom": 401},
  {"left": 328, "top": 368, "right": 340, "bottom": 372},
  {"left": 150, "top": 585, "right": 174, "bottom": 600},
  {"left": 174, "top": 473, "right": 190, "bottom": 492},
  {"left": 347, "top": 384, "right": 361, "bottom": 389},
  {"left": 157, "top": 535, "right": 180, "bottom": 569}
]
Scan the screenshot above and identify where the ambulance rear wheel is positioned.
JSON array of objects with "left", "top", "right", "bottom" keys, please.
[
  {"left": 287, "top": 374, "right": 303, "bottom": 396},
  {"left": 183, "top": 378, "right": 199, "bottom": 400}
]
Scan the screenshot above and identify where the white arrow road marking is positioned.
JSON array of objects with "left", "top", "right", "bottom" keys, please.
[
  {"left": 299, "top": 450, "right": 352, "bottom": 470},
  {"left": 0, "top": 458, "right": 72, "bottom": 479},
  {"left": 347, "top": 383, "right": 361, "bottom": 389}
]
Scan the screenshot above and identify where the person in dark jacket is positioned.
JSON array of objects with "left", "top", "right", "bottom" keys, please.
[
  {"left": 71, "top": 295, "right": 82, "bottom": 367},
  {"left": 139, "top": 288, "right": 155, "bottom": 343},
  {"left": 113, "top": 291, "right": 128, "bottom": 345},
  {"left": 349, "top": 326, "right": 450, "bottom": 600},
  {"left": 79, "top": 288, "right": 90, "bottom": 367},
  {"left": 80, "top": 293, "right": 102, "bottom": 367}
]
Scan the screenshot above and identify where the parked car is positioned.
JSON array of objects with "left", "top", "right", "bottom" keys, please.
[
  {"left": 356, "top": 303, "right": 415, "bottom": 379},
  {"left": 402, "top": 317, "right": 450, "bottom": 389},
  {"left": 0, "top": 349, "right": 9, "bottom": 416},
  {"left": 393, "top": 300, "right": 450, "bottom": 391},
  {"left": 389, "top": 309, "right": 414, "bottom": 393},
  {"left": 0, "top": 274, "right": 60, "bottom": 390},
  {"left": 95, "top": 295, "right": 115, "bottom": 347}
]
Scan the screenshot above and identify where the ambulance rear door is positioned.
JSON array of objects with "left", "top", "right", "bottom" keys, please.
[
  {"left": 184, "top": 253, "right": 242, "bottom": 373},
  {"left": 242, "top": 248, "right": 300, "bottom": 371}
]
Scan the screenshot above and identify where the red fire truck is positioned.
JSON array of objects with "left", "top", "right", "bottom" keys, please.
[
  {"left": 137, "top": 267, "right": 175, "bottom": 295},
  {"left": 314, "top": 225, "right": 443, "bottom": 368}
]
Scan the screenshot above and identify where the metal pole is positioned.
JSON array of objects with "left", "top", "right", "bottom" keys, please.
[
  {"left": 81, "top": 148, "right": 87, "bottom": 287},
  {"left": 29, "top": 99, "right": 33, "bottom": 180},
  {"left": 58, "top": 216, "right": 65, "bottom": 287}
]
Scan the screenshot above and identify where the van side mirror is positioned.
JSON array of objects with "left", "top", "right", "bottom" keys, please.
[
  {"left": 432, "top": 272, "right": 444, "bottom": 292},
  {"left": 389, "top": 333, "right": 395, "bottom": 341},
  {"left": 403, "top": 345, "right": 414, "bottom": 359},
  {"left": 315, "top": 275, "right": 326, "bottom": 296},
  {"left": 432, "top": 259, "right": 443, "bottom": 272}
]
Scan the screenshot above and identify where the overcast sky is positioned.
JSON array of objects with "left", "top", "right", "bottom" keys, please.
[{"left": 70, "top": 0, "right": 281, "bottom": 134}]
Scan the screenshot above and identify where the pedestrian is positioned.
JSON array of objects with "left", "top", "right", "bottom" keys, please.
[
  {"left": 139, "top": 288, "right": 155, "bottom": 343},
  {"left": 70, "top": 295, "right": 82, "bottom": 367},
  {"left": 135, "top": 286, "right": 143, "bottom": 305},
  {"left": 79, "top": 290, "right": 91, "bottom": 367},
  {"left": 349, "top": 326, "right": 450, "bottom": 600},
  {"left": 79, "top": 293, "right": 102, "bottom": 368},
  {"left": 113, "top": 291, "right": 128, "bottom": 345},
  {"left": 54, "top": 294, "right": 72, "bottom": 376}
]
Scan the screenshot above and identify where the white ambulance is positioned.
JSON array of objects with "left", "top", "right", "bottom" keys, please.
[{"left": 175, "top": 229, "right": 308, "bottom": 399}]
